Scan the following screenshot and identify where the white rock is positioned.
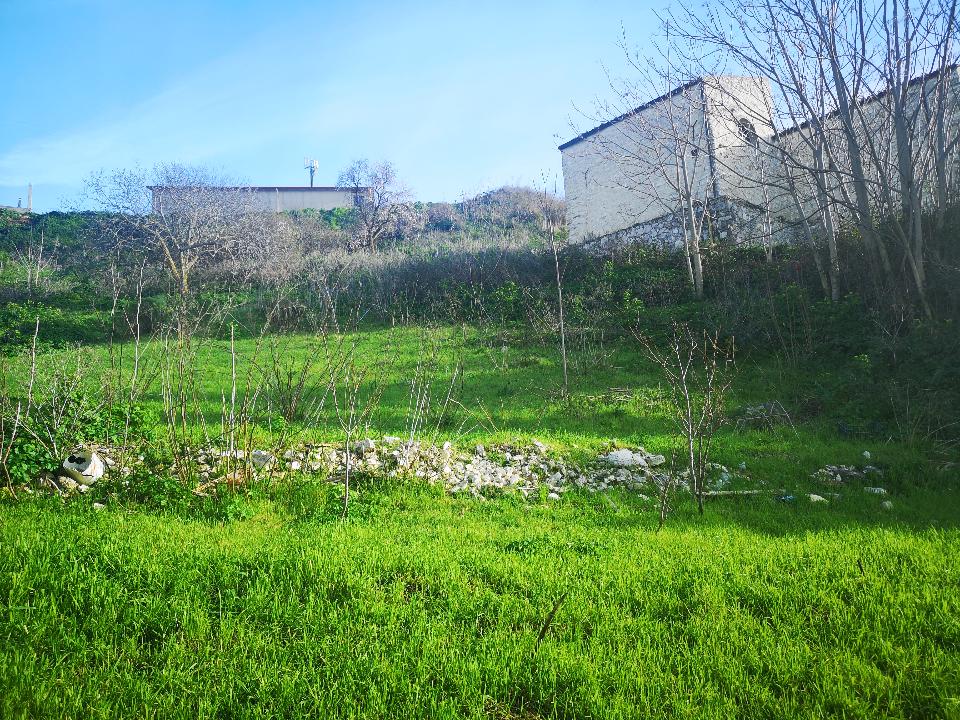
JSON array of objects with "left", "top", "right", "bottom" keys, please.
[
  {"left": 547, "top": 492, "right": 561, "bottom": 500},
  {"left": 251, "top": 450, "right": 274, "bottom": 469},
  {"left": 63, "top": 449, "right": 105, "bottom": 486},
  {"left": 862, "top": 450, "right": 872, "bottom": 460},
  {"left": 864, "top": 487, "right": 887, "bottom": 495},
  {"left": 647, "top": 454, "right": 667, "bottom": 467},
  {"left": 602, "top": 449, "right": 646, "bottom": 467},
  {"left": 809, "top": 494, "right": 828, "bottom": 503},
  {"left": 93, "top": 502, "right": 106, "bottom": 511},
  {"left": 881, "top": 500, "right": 894, "bottom": 510},
  {"left": 289, "top": 460, "right": 302, "bottom": 471}
]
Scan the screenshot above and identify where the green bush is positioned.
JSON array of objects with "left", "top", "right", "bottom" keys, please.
[{"left": 0, "top": 301, "right": 110, "bottom": 352}]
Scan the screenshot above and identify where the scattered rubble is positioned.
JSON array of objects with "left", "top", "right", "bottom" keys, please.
[
  {"left": 810, "top": 461, "right": 896, "bottom": 509},
  {"left": 812, "top": 464, "right": 884, "bottom": 486}
]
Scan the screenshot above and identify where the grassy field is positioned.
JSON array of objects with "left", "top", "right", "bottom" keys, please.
[
  {"left": 2, "top": 487, "right": 958, "bottom": 718},
  {"left": 8, "top": 323, "right": 936, "bottom": 469},
  {"left": 2, "top": 324, "right": 958, "bottom": 718}
]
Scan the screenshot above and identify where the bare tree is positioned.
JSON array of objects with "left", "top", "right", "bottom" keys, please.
[
  {"left": 584, "top": 56, "right": 716, "bottom": 298},
  {"left": 11, "top": 228, "right": 57, "bottom": 297},
  {"left": 658, "top": 0, "right": 960, "bottom": 315},
  {"left": 327, "top": 332, "right": 387, "bottom": 519},
  {"left": 87, "top": 163, "right": 262, "bottom": 301},
  {"left": 536, "top": 182, "right": 571, "bottom": 397},
  {"left": 637, "top": 324, "right": 735, "bottom": 514},
  {"left": 337, "top": 159, "right": 413, "bottom": 251}
]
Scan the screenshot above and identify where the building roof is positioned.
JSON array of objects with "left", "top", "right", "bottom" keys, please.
[
  {"left": 558, "top": 77, "right": 702, "bottom": 151},
  {"left": 772, "top": 64, "right": 959, "bottom": 139},
  {"left": 149, "top": 185, "right": 367, "bottom": 192}
]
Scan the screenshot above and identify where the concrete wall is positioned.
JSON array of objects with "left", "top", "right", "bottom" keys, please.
[
  {"left": 246, "top": 188, "right": 360, "bottom": 212},
  {"left": 150, "top": 187, "right": 360, "bottom": 213},
  {"left": 770, "top": 67, "right": 960, "bottom": 224},
  {"left": 703, "top": 76, "right": 777, "bottom": 209},
  {"left": 561, "top": 82, "right": 710, "bottom": 242},
  {"left": 560, "top": 68, "right": 959, "bottom": 250}
]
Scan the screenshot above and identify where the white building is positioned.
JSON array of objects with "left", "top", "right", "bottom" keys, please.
[{"left": 559, "top": 68, "right": 960, "bottom": 248}]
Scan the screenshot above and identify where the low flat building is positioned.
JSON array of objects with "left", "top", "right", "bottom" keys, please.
[{"left": 150, "top": 185, "right": 366, "bottom": 213}]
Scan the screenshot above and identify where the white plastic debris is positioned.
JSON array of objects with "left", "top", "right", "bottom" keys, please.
[{"left": 62, "top": 449, "right": 105, "bottom": 486}]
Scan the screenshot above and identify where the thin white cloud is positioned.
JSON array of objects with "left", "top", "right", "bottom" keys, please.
[{"left": 0, "top": 26, "right": 351, "bottom": 186}]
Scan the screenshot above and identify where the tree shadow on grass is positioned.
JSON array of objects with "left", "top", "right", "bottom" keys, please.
[{"left": 574, "top": 484, "right": 960, "bottom": 537}]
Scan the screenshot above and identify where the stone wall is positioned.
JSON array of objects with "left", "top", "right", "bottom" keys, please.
[{"left": 582, "top": 195, "right": 786, "bottom": 253}]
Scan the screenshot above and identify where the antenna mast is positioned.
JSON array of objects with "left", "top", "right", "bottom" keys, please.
[{"left": 304, "top": 158, "right": 319, "bottom": 187}]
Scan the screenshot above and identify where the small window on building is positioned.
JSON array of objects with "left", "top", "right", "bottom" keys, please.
[{"left": 738, "top": 118, "right": 759, "bottom": 148}]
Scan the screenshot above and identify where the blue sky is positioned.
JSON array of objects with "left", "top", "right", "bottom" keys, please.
[{"left": 0, "top": 0, "right": 659, "bottom": 211}]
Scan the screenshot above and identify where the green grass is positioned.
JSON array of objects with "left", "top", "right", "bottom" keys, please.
[
  {"left": 8, "top": 322, "right": 935, "bottom": 469},
  {"left": 2, "top": 486, "right": 958, "bottom": 718},
  {"left": 2, "top": 324, "right": 959, "bottom": 718}
]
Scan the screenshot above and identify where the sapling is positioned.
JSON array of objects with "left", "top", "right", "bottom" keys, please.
[{"left": 637, "top": 323, "right": 735, "bottom": 514}]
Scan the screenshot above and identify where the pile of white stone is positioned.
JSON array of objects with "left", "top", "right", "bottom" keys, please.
[{"left": 193, "top": 438, "right": 674, "bottom": 500}]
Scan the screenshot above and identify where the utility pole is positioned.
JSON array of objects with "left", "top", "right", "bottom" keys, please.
[{"left": 304, "top": 158, "right": 319, "bottom": 187}]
